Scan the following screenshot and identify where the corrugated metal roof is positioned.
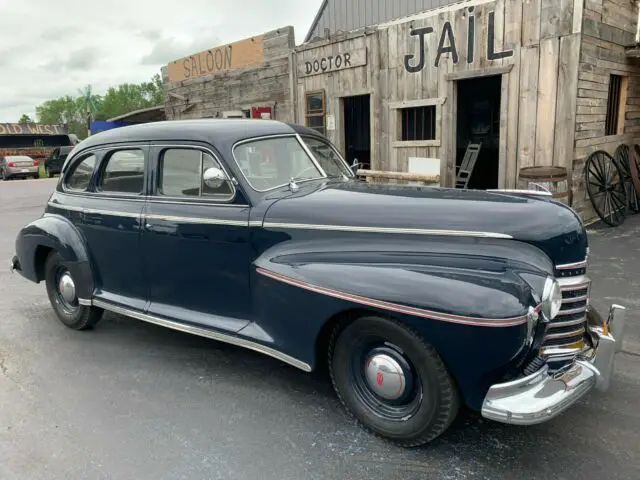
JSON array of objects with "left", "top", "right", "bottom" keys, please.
[{"left": 304, "top": 0, "right": 461, "bottom": 43}]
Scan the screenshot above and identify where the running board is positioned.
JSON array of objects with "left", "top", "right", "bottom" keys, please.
[{"left": 92, "top": 299, "right": 312, "bottom": 372}]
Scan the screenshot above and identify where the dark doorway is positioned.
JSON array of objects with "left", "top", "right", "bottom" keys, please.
[
  {"left": 455, "top": 75, "right": 502, "bottom": 190},
  {"left": 343, "top": 95, "right": 371, "bottom": 169}
]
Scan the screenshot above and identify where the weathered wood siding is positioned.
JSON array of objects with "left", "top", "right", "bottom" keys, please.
[
  {"left": 572, "top": 0, "right": 640, "bottom": 221},
  {"left": 297, "top": 0, "right": 587, "bottom": 192},
  {"left": 164, "top": 27, "right": 295, "bottom": 123}
]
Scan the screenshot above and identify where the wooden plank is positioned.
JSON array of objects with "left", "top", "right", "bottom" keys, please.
[
  {"left": 573, "top": 0, "right": 585, "bottom": 33},
  {"left": 576, "top": 113, "right": 607, "bottom": 123},
  {"left": 575, "top": 133, "right": 628, "bottom": 147},
  {"left": 535, "top": 37, "right": 560, "bottom": 166},
  {"left": 391, "top": 140, "right": 442, "bottom": 147},
  {"left": 578, "top": 88, "right": 610, "bottom": 99},
  {"left": 540, "top": 0, "right": 573, "bottom": 38},
  {"left": 445, "top": 65, "right": 514, "bottom": 81},
  {"left": 388, "top": 97, "right": 446, "bottom": 109},
  {"left": 553, "top": 34, "right": 580, "bottom": 169},
  {"left": 505, "top": 0, "right": 523, "bottom": 188},
  {"left": 617, "top": 75, "right": 629, "bottom": 134},
  {"left": 577, "top": 97, "right": 608, "bottom": 107},
  {"left": 578, "top": 80, "right": 610, "bottom": 91},
  {"left": 577, "top": 105, "right": 608, "bottom": 114},
  {"left": 357, "top": 169, "right": 440, "bottom": 183},
  {"left": 584, "top": 0, "right": 603, "bottom": 15},
  {"left": 522, "top": 0, "right": 542, "bottom": 46},
  {"left": 578, "top": 72, "right": 609, "bottom": 84},
  {"left": 575, "top": 129, "right": 605, "bottom": 140},
  {"left": 518, "top": 45, "right": 540, "bottom": 170}
]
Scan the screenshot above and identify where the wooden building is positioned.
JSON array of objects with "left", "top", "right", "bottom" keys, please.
[
  {"left": 163, "top": 27, "right": 296, "bottom": 123},
  {"left": 164, "top": 0, "right": 640, "bottom": 223}
]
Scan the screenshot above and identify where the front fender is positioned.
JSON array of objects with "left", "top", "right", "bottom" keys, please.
[
  {"left": 252, "top": 235, "right": 553, "bottom": 409},
  {"left": 14, "top": 213, "right": 95, "bottom": 299}
]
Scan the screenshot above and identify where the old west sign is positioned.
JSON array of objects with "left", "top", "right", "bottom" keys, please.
[
  {"left": 404, "top": 6, "right": 513, "bottom": 72},
  {"left": 168, "top": 35, "right": 265, "bottom": 83},
  {"left": 0, "top": 123, "right": 67, "bottom": 135},
  {"left": 297, "top": 47, "right": 367, "bottom": 77}
]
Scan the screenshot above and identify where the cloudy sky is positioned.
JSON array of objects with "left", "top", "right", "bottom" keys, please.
[{"left": 0, "top": 0, "right": 323, "bottom": 122}]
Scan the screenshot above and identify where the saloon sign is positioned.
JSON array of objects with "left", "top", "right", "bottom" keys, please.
[
  {"left": 0, "top": 123, "right": 68, "bottom": 135},
  {"left": 297, "top": 47, "right": 367, "bottom": 77}
]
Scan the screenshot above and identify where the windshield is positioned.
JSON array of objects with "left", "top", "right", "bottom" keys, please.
[{"left": 233, "top": 135, "right": 352, "bottom": 192}]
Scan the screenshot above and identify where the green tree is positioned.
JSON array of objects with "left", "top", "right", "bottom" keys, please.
[
  {"left": 18, "top": 114, "right": 34, "bottom": 124},
  {"left": 33, "top": 74, "right": 163, "bottom": 139}
]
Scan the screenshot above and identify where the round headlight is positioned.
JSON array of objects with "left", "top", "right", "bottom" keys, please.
[{"left": 542, "top": 277, "right": 562, "bottom": 319}]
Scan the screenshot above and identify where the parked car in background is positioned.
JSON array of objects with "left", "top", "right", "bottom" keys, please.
[
  {"left": 1, "top": 155, "right": 39, "bottom": 180},
  {"left": 9, "top": 119, "right": 627, "bottom": 447},
  {"left": 44, "top": 146, "right": 75, "bottom": 177}
]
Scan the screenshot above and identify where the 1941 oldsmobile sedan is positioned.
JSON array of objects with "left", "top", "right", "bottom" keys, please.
[{"left": 10, "top": 119, "right": 627, "bottom": 447}]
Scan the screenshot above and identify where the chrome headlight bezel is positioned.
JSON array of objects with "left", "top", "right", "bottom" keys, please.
[{"left": 541, "top": 277, "right": 562, "bottom": 320}]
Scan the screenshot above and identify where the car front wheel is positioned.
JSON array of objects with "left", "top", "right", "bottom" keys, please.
[
  {"left": 329, "top": 315, "right": 459, "bottom": 447},
  {"left": 44, "top": 251, "right": 103, "bottom": 330},
  {"left": 1, "top": 169, "right": 8, "bottom": 181}
]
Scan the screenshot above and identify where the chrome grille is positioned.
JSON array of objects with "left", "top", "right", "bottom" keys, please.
[{"left": 542, "top": 270, "right": 590, "bottom": 352}]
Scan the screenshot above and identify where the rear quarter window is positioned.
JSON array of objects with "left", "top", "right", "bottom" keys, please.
[
  {"left": 64, "top": 154, "right": 98, "bottom": 191},
  {"left": 98, "top": 150, "right": 145, "bottom": 194}
]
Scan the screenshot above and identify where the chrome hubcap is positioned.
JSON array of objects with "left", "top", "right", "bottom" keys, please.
[
  {"left": 58, "top": 273, "right": 76, "bottom": 304},
  {"left": 364, "top": 353, "right": 407, "bottom": 401}
]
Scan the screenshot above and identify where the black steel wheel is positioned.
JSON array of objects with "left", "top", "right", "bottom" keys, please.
[
  {"left": 585, "top": 150, "right": 627, "bottom": 227},
  {"left": 614, "top": 144, "right": 640, "bottom": 214},
  {"left": 44, "top": 251, "right": 104, "bottom": 330},
  {"left": 328, "top": 315, "right": 459, "bottom": 447}
]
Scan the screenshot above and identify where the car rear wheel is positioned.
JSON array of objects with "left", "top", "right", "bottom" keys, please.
[
  {"left": 328, "top": 315, "right": 459, "bottom": 447},
  {"left": 44, "top": 251, "right": 103, "bottom": 330},
  {"left": 1, "top": 169, "right": 8, "bottom": 181}
]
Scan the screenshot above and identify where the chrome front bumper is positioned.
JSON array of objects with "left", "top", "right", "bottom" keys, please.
[{"left": 481, "top": 304, "right": 626, "bottom": 425}]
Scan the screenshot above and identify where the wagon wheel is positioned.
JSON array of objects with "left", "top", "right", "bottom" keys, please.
[
  {"left": 585, "top": 150, "right": 627, "bottom": 227},
  {"left": 632, "top": 145, "right": 640, "bottom": 197},
  {"left": 614, "top": 144, "right": 640, "bottom": 213}
]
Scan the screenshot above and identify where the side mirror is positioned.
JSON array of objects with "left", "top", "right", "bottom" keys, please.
[
  {"left": 351, "top": 158, "right": 363, "bottom": 174},
  {"left": 203, "top": 167, "right": 227, "bottom": 189}
]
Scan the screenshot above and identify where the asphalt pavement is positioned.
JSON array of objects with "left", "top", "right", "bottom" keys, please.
[{"left": 1, "top": 178, "right": 639, "bottom": 480}]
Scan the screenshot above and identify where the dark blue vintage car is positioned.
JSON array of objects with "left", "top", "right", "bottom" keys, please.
[{"left": 10, "top": 119, "right": 627, "bottom": 446}]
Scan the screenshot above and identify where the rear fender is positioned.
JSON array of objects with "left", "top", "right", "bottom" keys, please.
[
  {"left": 15, "top": 213, "right": 95, "bottom": 300},
  {"left": 251, "top": 236, "right": 553, "bottom": 409}
]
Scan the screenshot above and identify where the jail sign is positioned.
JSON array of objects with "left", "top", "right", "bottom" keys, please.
[{"left": 297, "top": 47, "right": 367, "bottom": 77}]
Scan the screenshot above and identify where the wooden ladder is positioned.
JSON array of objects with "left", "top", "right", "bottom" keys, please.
[{"left": 455, "top": 143, "right": 482, "bottom": 189}]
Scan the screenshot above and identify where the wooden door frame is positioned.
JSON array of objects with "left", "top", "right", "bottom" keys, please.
[
  {"left": 334, "top": 88, "right": 375, "bottom": 169},
  {"left": 444, "top": 65, "right": 513, "bottom": 189}
]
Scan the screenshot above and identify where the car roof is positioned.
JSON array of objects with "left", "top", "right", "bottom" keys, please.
[{"left": 73, "top": 119, "right": 326, "bottom": 152}]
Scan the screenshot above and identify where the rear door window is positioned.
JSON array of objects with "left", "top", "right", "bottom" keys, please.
[{"left": 98, "top": 149, "right": 145, "bottom": 194}]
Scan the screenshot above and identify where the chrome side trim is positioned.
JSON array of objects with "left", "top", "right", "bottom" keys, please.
[
  {"left": 556, "top": 260, "right": 588, "bottom": 270},
  {"left": 257, "top": 267, "right": 530, "bottom": 327},
  {"left": 47, "top": 202, "right": 142, "bottom": 219},
  {"left": 486, "top": 189, "right": 552, "bottom": 197},
  {"left": 78, "top": 298, "right": 93, "bottom": 306},
  {"left": 92, "top": 299, "right": 312, "bottom": 372},
  {"left": 145, "top": 213, "right": 248, "bottom": 227},
  {"left": 262, "top": 222, "right": 513, "bottom": 239}
]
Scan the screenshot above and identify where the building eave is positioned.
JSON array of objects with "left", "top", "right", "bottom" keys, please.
[{"left": 303, "top": 0, "right": 329, "bottom": 44}]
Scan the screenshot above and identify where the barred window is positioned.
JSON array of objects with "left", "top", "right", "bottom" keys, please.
[
  {"left": 400, "top": 106, "right": 436, "bottom": 141},
  {"left": 605, "top": 74, "right": 627, "bottom": 136}
]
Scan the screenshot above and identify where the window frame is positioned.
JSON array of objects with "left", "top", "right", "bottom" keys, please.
[
  {"left": 93, "top": 147, "right": 148, "bottom": 198},
  {"left": 154, "top": 145, "right": 236, "bottom": 203},
  {"left": 605, "top": 74, "right": 629, "bottom": 137},
  {"left": 389, "top": 97, "right": 444, "bottom": 148},
  {"left": 61, "top": 152, "right": 100, "bottom": 193},
  {"left": 305, "top": 89, "right": 327, "bottom": 136}
]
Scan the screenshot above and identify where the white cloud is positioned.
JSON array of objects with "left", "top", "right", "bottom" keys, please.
[{"left": 0, "top": 0, "right": 323, "bottom": 122}]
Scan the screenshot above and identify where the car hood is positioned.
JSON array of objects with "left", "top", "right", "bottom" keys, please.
[{"left": 263, "top": 180, "right": 588, "bottom": 267}]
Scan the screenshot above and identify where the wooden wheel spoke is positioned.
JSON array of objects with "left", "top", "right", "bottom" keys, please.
[{"left": 586, "top": 149, "right": 627, "bottom": 226}]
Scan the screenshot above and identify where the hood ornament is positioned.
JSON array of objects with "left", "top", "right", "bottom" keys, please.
[{"left": 289, "top": 178, "right": 300, "bottom": 192}]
